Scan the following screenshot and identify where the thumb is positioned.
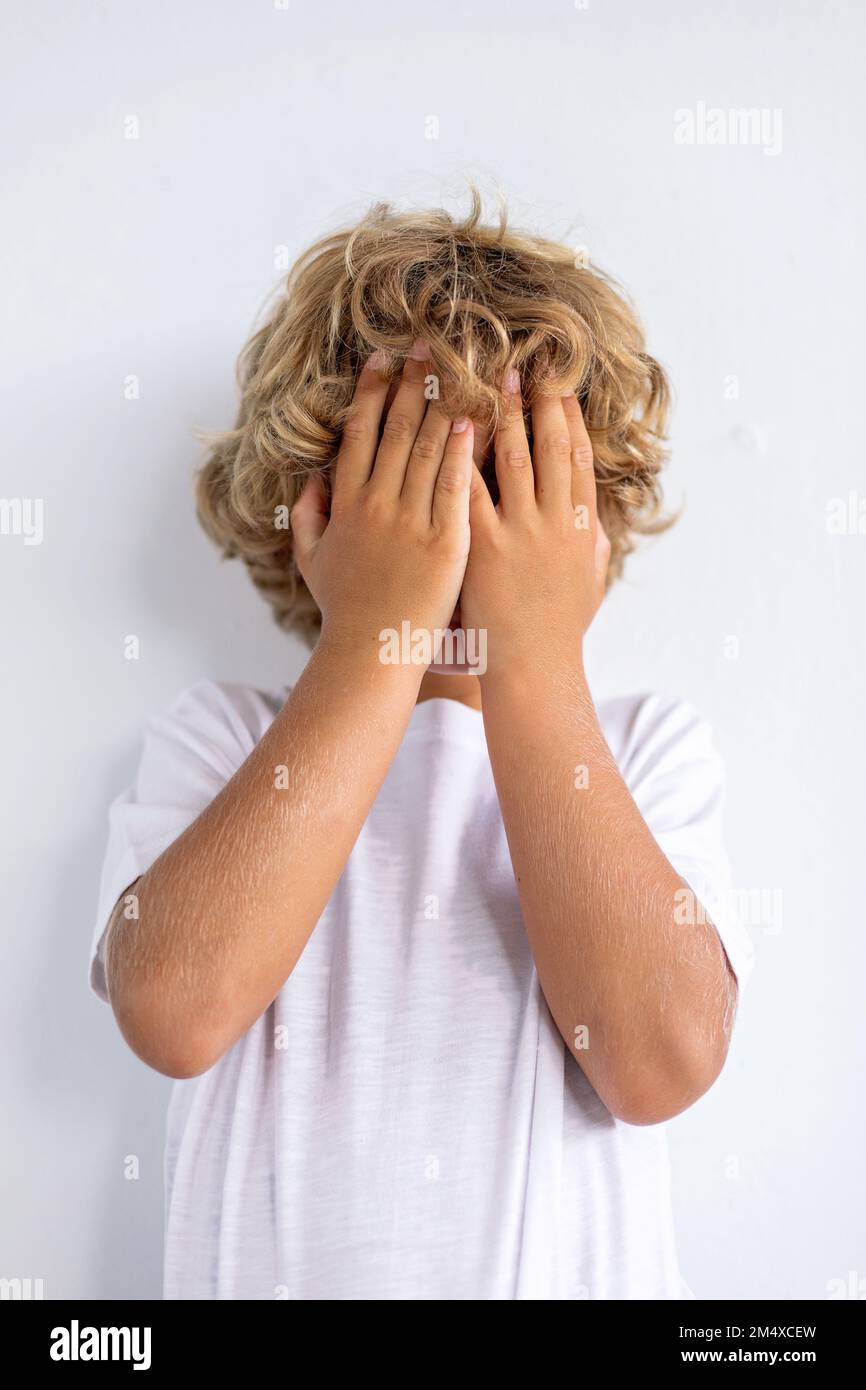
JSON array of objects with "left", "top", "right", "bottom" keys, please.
[{"left": 290, "top": 472, "right": 329, "bottom": 565}]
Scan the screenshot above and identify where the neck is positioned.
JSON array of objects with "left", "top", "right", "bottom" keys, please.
[{"left": 417, "top": 670, "right": 482, "bottom": 711}]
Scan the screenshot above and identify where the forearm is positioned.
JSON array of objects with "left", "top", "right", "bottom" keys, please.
[
  {"left": 106, "top": 637, "right": 421, "bottom": 1076},
  {"left": 480, "top": 659, "right": 736, "bottom": 1124},
  {"left": 107, "top": 342, "right": 476, "bottom": 1078}
]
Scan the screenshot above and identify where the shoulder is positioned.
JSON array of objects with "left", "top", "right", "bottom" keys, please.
[
  {"left": 138, "top": 678, "right": 290, "bottom": 780},
  {"left": 155, "top": 678, "right": 288, "bottom": 739},
  {"left": 599, "top": 690, "right": 721, "bottom": 769},
  {"left": 594, "top": 692, "right": 733, "bottom": 828}
]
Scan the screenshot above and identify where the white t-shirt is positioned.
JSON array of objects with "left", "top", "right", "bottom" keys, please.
[{"left": 89, "top": 680, "right": 754, "bottom": 1301}]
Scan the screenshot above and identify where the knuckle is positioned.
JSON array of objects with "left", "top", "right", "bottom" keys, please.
[
  {"left": 430, "top": 527, "right": 466, "bottom": 560},
  {"left": 436, "top": 465, "right": 465, "bottom": 495},
  {"left": 359, "top": 488, "right": 392, "bottom": 524},
  {"left": 501, "top": 448, "right": 533, "bottom": 472},
  {"left": 402, "top": 509, "right": 431, "bottom": 540},
  {"left": 542, "top": 433, "right": 573, "bottom": 456},
  {"left": 469, "top": 479, "right": 489, "bottom": 510},
  {"left": 381, "top": 412, "right": 416, "bottom": 444},
  {"left": 410, "top": 433, "right": 441, "bottom": 464},
  {"left": 572, "top": 441, "right": 595, "bottom": 472},
  {"left": 341, "top": 415, "right": 370, "bottom": 445}
]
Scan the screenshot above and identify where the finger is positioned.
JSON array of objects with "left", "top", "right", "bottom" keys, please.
[
  {"left": 530, "top": 391, "right": 573, "bottom": 512},
  {"left": 399, "top": 399, "right": 453, "bottom": 515},
  {"left": 332, "top": 351, "right": 391, "bottom": 502},
  {"left": 468, "top": 461, "right": 498, "bottom": 535},
  {"left": 560, "top": 392, "right": 598, "bottom": 530},
  {"left": 368, "top": 339, "right": 432, "bottom": 498},
  {"left": 494, "top": 367, "right": 535, "bottom": 515},
  {"left": 290, "top": 472, "right": 329, "bottom": 569},
  {"left": 431, "top": 417, "right": 473, "bottom": 534}
]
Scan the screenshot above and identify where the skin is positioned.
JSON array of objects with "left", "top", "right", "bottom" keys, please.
[
  {"left": 461, "top": 371, "right": 737, "bottom": 1124},
  {"left": 104, "top": 341, "right": 737, "bottom": 1123}
]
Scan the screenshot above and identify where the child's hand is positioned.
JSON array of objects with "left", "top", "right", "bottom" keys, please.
[
  {"left": 291, "top": 344, "right": 474, "bottom": 658},
  {"left": 461, "top": 370, "right": 610, "bottom": 678}
]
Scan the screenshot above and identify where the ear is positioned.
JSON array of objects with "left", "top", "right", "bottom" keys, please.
[
  {"left": 289, "top": 473, "right": 329, "bottom": 570},
  {"left": 595, "top": 512, "right": 612, "bottom": 590}
]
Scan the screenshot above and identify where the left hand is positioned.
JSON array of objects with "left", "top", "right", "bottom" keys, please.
[{"left": 460, "top": 368, "right": 610, "bottom": 678}]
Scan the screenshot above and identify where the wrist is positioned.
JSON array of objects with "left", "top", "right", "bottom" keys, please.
[
  {"left": 314, "top": 624, "right": 425, "bottom": 698},
  {"left": 479, "top": 643, "right": 593, "bottom": 712},
  {"left": 479, "top": 632, "right": 589, "bottom": 690}
]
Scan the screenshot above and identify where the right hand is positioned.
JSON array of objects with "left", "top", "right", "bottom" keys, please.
[{"left": 290, "top": 342, "right": 474, "bottom": 657}]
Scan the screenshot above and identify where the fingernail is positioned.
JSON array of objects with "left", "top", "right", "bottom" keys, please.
[
  {"left": 367, "top": 349, "right": 388, "bottom": 371},
  {"left": 451, "top": 417, "right": 470, "bottom": 433},
  {"left": 408, "top": 338, "right": 430, "bottom": 361},
  {"left": 505, "top": 368, "right": 520, "bottom": 394}
]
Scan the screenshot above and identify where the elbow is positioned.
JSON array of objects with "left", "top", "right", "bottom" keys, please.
[
  {"left": 113, "top": 991, "right": 227, "bottom": 1079},
  {"left": 597, "top": 960, "right": 740, "bottom": 1127},
  {"left": 137, "top": 1039, "right": 222, "bottom": 1082},
  {"left": 606, "top": 1085, "right": 710, "bottom": 1128},
  {"left": 106, "top": 951, "right": 231, "bottom": 1081},
  {"left": 598, "top": 1030, "right": 733, "bottom": 1128}
]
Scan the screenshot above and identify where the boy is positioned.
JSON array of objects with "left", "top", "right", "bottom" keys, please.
[{"left": 90, "top": 198, "right": 753, "bottom": 1300}]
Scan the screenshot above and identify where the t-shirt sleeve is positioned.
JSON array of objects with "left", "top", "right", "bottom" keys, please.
[
  {"left": 88, "top": 679, "right": 274, "bottom": 1004},
  {"left": 609, "top": 692, "right": 755, "bottom": 990}
]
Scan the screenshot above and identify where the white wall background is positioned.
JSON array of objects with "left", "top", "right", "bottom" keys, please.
[{"left": 2, "top": 0, "right": 864, "bottom": 1300}]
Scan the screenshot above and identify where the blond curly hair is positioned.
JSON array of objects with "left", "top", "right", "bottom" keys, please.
[{"left": 196, "top": 190, "right": 673, "bottom": 641}]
